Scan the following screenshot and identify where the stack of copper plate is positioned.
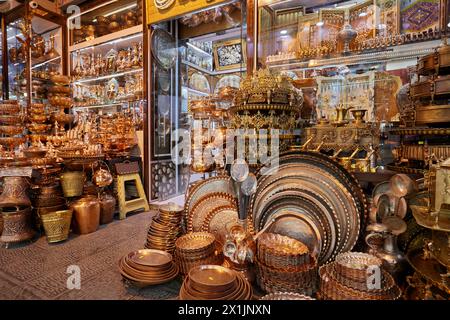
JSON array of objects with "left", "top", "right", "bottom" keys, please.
[
  {"left": 319, "top": 252, "right": 402, "bottom": 300},
  {"left": 174, "top": 232, "right": 223, "bottom": 275},
  {"left": 145, "top": 203, "right": 183, "bottom": 254},
  {"left": 119, "top": 249, "right": 179, "bottom": 287},
  {"left": 179, "top": 265, "right": 252, "bottom": 300},
  {"left": 255, "top": 233, "right": 318, "bottom": 296}
]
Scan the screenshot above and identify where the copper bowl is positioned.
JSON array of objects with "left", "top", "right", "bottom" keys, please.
[
  {"left": 48, "top": 86, "right": 71, "bottom": 95},
  {"left": 51, "top": 112, "right": 74, "bottom": 125},
  {"left": 49, "top": 96, "right": 72, "bottom": 107},
  {"left": 0, "top": 126, "right": 23, "bottom": 135},
  {"left": 23, "top": 148, "right": 48, "bottom": 158},
  {"left": 108, "top": 21, "right": 120, "bottom": 33},
  {"left": 83, "top": 25, "right": 96, "bottom": 36},
  {"left": 0, "top": 136, "right": 26, "bottom": 147},
  {"left": 0, "top": 115, "right": 23, "bottom": 125},
  {"left": 50, "top": 74, "right": 70, "bottom": 86},
  {"left": 29, "top": 114, "right": 48, "bottom": 123},
  {"left": 0, "top": 104, "right": 20, "bottom": 113},
  {"left": 27, "top": 123, "right": 51, "bottom": 133},
  {"left": 95, "top": 15, "right": 109, "bottom": 25}
]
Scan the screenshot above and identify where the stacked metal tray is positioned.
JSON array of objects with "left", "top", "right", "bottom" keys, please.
[{"left": 251, "top": 151, "right": 367, "bottom": 264}]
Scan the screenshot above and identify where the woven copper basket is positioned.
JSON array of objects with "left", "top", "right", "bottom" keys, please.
[{"left": 41, "top": 209, "right": 73, "bottom": 243}]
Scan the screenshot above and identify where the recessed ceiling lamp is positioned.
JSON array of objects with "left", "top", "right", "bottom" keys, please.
[
  {"left": 280, "top": 30, "right": 288, "bottom": 35},
  {"left": 359, "top": 12, "right": 367, "bottom": 17},
  {"left": 316, "top": 21, "right": 324, "bottom": 27}
]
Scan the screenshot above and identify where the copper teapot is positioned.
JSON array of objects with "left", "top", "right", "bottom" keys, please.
[{"left": 93, "top": 162, "right": 113, "bottom": 188}]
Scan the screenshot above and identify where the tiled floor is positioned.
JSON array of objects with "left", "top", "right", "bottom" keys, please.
[{"left": 0, "top": 211, "right": 181, "bottom": 300}]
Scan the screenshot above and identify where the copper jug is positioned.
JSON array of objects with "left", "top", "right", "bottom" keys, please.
[
  {"left": 0, "top": 206, "right": 35, "bottom": 244},
  {"left": 99, "top": 193, "right": 116, "bottom": 224},
  {"left": 70, "top": 195, "right": 100, "bottom": 234},
  {"left": 0, "top": 177, "right": 31, "bottom": 207}
]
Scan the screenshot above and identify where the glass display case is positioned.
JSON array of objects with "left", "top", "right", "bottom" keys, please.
[
  {"left": 68, "top": 0, "right": 144, "bottom": 117},
  {"left": 4, "top": 8, "right": 64, "bottom": 102},
  {"left": 148, "top": 0, "right": 247, "bottom": 201},
  {"left": 257, "top": 0, "right": 449, "bottom": 172}
]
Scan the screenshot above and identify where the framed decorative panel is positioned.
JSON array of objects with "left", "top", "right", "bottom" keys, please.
[
  {"left": 400, "top": 0, "right": 440, "bottom": 33},
  {"left": 375, "top": 0, "right": 400, "bottom": 36},
  {"left": 213, "top": 38, "right": 247, "bottom": 71}
]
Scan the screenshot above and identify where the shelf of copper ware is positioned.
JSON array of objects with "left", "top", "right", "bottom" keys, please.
[
  {"left": 266, "top": 39, "right": 442, "bottom": 71},
  {"left": 69, "top": 25, "right": 143, "bottom": 53},
  {"left": 73, "top": 101, "right": 142, "bottom": 109},
  {"left": 186, "top": 42, "right": 213, "bottom": 58},
  {"left": 386, "top": 164, "right": 425, "bottom": 175},
  {"left": 182, "top": 60, "right": 246, "bottom": 76},
  {"left": 390, "top": 127, "right": 450, "bottom": 136},
  {"left": 10, "top": 55, "right": 61, "bottom": 70},
  {"left": 72, "top": 68, "right": 143, "bottom": 84}
]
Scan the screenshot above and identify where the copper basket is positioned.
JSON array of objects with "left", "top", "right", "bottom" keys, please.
[{"left": 40, "top": 209, "right": 73, "bottom": 243}]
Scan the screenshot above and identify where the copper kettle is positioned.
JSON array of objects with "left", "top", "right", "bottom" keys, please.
[
  {"left": 0, "top": 177, "right": 31, "bottom": 208},
  {"left": 70, "top": 195, "right": 100, "bottom": 234},
  {"left": 93, "top": 163, "right": 113, "bottom": 188}
]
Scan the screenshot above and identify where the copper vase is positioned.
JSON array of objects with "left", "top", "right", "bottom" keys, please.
[
  {"left": 99, "top": 193, "right": 116, "bottom": 224},
  {"left": 70, "top": 196, "right": 100, "bottom": 234},
  {"left": 0, "top": 177, "right": 31, "bottom": 207},
  {"left": 0, "top": 206, "right": 35, "bottom": 244}
]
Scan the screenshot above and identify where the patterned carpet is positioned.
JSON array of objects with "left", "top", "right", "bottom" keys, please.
[{"left": 0, "top": 211, "right": 181, "bottom": 300}]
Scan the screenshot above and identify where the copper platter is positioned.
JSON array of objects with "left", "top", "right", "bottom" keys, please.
[
  {"left": 257, "top": 199, "right": 330, "bottom": 261},
  {"left": 189, "top": 265, "right": 236, "bottom": 291},
  {"left": 200, "top": 205, "right": 240, "bottom": 244},
  {"left": 184, "top": 175, "right": 234, "bottom": 227},
  {"left": 127, "top": 249, "right": 172, "bottom": 267},
  {"left": 253, "top": 173, "right": 359, "bottom": 262},
  {"left": 187, "top": 192, "right": 236, "bottom": 232}
]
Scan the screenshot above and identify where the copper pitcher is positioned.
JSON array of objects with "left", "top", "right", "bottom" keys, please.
[
  {"left": 70, "top": 195, "right": 100, "bottom": 234},
  {"left": 0, "top": 177, "right": 31, "bottom": 207},
  {"left": 0, "top": 206, "right": 35, "bottom": 244}
]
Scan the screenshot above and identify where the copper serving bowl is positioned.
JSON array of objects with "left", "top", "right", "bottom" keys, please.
[
  {"left": 29, "top": 114, "right": 48, "bottom": 123},
  {"left": 48, "top": 96, "right": 72, "bottom": 107},
  {"left": 0, "top": 136, "right": 26, "bottom": 148},
  {"left": 27, "top": 123, "right": 51, "bottom": 133},
  {"left": 23, "top": 147, "right": 48, "bottom": 158},
  {"left": 51, "top": 112, "right": 74, "bottom": 125},
  {"left": 0, "top": 115, "right": 23, "bottom": 125},
  {"left": 0, "top": 126, "right": 23, "bottom": 135},
  {"left": 48, "top": 86, "right": 71, "bottom": 95},
  {"left": 96, "top": 15, "right": 109, "bottom": 25},
  {"left": 0, "top": 104, "right": 20, "bottom": 114},
  {"left": 50, "top": 74, "right": 70, "bottom": 86}
]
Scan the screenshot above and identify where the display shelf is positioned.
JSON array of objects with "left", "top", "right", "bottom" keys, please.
[
  {"left": 72, "top": 68, "right": 143, "bottom": 84},
  {"left": 183, "top": 86, "right": 209, "bottom": 96},
  {"left": 267, "top": 39, "right": 442, "bottom": 71},
  {"left": 182, "top": 60, "right": 245, "bottom": 76},
  {"left": 187, "top": 42, "right": 212, "bottom": 58},
  {"left": 69, "top": 25, "right": 143, "bottom": 53},
  {"left": 390, "top": 127, "right": 450, "bottom": 136}
]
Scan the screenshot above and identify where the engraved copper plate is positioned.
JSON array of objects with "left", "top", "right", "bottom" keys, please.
[
  {"left": 127, "top": 249, "right": 172, "bottom": 267},
  {"left": 188, "top": 265, "right": 236, "bottom": 290}
]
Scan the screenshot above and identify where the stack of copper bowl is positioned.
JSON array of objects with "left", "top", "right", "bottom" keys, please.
[
  {"left": 179, "top": 265, "right": 252, "bottom": 300},
  {"left": 174, "top": 232, "right": 223, "bottom": 275},
  {"left": 0, "top": 100, "right": 26, "bottom": 154},
  {"left": 145, "top": 203, "right": 183, "bottom": 254},
  {"left": 255, "top": 233, "right": 318, "bottom": 296},
  {"left": 319, "top": 252, "right": 401, "bottom": 300},
  {"left": 31, "top": 183, "right": 67, "bottom": 217},
  {"left": 119, "top": 249, "right": 179, "bottom": 287}
]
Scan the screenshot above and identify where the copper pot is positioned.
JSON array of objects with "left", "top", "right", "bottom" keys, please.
[
  {"left": 0, "top": 206, "right": 35, "bottom": 244},
  {"left": 70, "top": 196, "right": 100, "bottom": 234},
  {"left": 93, "top": 167, "right": 113, "bottom": 188},
  {"left": 99, "top": 193, "right": 116, "bottom": 224},
  {"left": 0, "top": 177, "right": 31, "bottom": 208}
]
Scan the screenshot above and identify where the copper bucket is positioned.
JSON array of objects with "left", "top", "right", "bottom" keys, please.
[
  {"left": 60, "top": 171, "right": 84, "bottom": 197},
  {"left": 70, "top": 196, "right": 100, "bottom": 234},
  {"left": 40, "top": 209, "right": 73, "bottom": 243},
  {"left": 0, "top": 177, "right": 31, "bottom": 207},
  {"left": 0, "top": 206, "right": 35, "bottom": 244}
]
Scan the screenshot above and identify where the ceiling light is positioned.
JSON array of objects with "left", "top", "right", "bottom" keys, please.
[
  {"left": 359, "top": 12, "right": 367, "bottom": 17},
  {"left": 280, "top": 30, "right": 287, "bottom": 35},
  {"left": 316, "top": 21, "right": 324, "bottom": 27}
]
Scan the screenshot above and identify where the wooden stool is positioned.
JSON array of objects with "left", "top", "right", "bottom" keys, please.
[{"left": 115, "top": 161, "right": 149, "bottom": 220}]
